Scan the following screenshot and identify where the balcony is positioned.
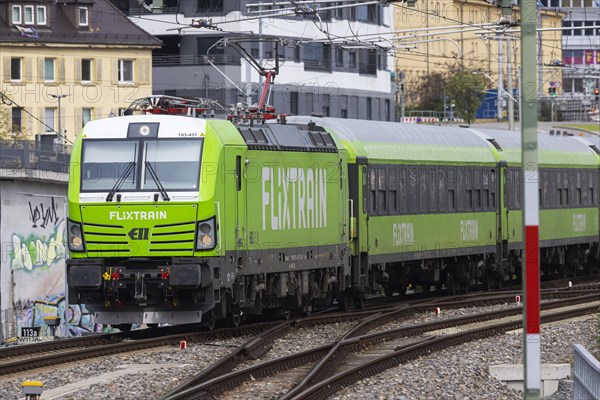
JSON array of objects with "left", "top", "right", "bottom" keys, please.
[
  {"left": 303, "top": 59, "right": 332, "bottom": 72},
  {"left": 153, "top": 54, "right": 239, "bottom": 67}
]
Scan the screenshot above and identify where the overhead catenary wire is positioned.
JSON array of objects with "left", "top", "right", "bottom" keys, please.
[{"left": 0, "top": 91, "right": 73, "bottom": 144}]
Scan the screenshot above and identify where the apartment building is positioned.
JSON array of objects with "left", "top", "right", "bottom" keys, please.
[
  {"left": 557, "top": 1, "right": 600, "bottom": 96},
  {"left": 394, "top": 0, "right": 564, "bottom": 109},
  {"left": 0, "top": 0, "right": 160, "bottom": 142}
]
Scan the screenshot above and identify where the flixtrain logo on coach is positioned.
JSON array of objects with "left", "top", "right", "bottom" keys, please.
[{"left": 262, "top": 166, "right": 328, "bottom": 231}]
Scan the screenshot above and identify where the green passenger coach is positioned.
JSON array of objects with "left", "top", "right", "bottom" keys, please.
[{"left": 66, "top": 97, "right": 599, "bottom": 328}]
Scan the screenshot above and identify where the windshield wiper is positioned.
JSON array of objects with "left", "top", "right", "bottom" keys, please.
[
  {"left": 106, "top": 162, "right": 135, "bottom": 202},
  {"left": 145, "top": 161, "right": 170, "bottom": 201}
]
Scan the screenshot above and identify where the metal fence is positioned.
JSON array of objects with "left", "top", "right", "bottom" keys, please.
[
  {"left": 573, "top": 344, "right": 600, "bottom": 400},
  {"left": 0, "top": 139, "right": 71, "bottom": 173}
]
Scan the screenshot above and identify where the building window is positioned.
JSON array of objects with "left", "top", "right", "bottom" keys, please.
[
  {"left": 335, "top": 47, "right": 344, "bottom": 67},
  {"left": 79, "top": 7, "right": 89, "bottom": 26},
  {"left": 290, "top": 91, "right": 299, "bottom": 115},
  {"left": 196, "top": 0, "right": 223, "bottom": 12},
  {"left": 341, "top": 109, "right": 347, "bottom": 118},
  {"left": 12, "top": 5, "right": 22, "bottom": 24},
  {"left": 12, "top": 107, "right": 22, "bottom": 133},
  {"left": 11, "top": 58, "right": 21, "bottom": 80},
  {"left": 349, "top": 52, "right": 356, "bottom": 68},
  {"left": 359, "top": 49, "right": 377, "bottom": 75},
  {"left": 294, "top": 45, "right": 301, "bottom": 63},
  {"left": 335, "top": 3, "right": 343, "bottom": 19},
  {"left": 81, "top": 59, "right": 92, "bottom": 82},
  {"left": 367, "top": 97, "right": 372, "bottom": 120},
  {"left": 24, "top": 5, "right": 34, "bottom": 24},
  {"left": 45, "top": 108, "right": 55, "bottom": 132},
  {"left": 36, "top": 6, "right": 46, "bottom": 25},
  {"left": 44, "top": 58, "right": 55, "bottom": 81},
  {"left": 118, "top": 60, "right": 134, "bottom": 82},
  {"left": 385, "top": 99, "right": 390, "bottom": 121},
  {"left": 82, "top": 108, "right": 92, "bottom": 127}
]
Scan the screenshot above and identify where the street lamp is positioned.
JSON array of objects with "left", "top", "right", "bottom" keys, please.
[{"left": 49, "top": 94, "right": 69, "bottom": 145}]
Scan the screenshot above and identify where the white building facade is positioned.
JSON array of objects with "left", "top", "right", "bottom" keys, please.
[{"left": 122, "top": 0, "right": 396, "bottom": 120}]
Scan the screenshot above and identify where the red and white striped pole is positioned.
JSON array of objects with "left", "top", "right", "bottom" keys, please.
[{"left": 521, "top": 0, "right": 541, "bottom": 395}]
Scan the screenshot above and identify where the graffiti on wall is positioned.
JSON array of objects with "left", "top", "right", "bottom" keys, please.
[
  {"left": 10, "top": 220, "right": 66, "bottom": 271},
  {"left": 14, "top": 296, "right": 112, "bottom": 337},
  {"left": 28, "top": 196, "right": 60, "bottom": 229}
]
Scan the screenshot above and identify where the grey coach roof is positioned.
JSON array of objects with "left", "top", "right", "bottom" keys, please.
[{"left": 286, "top": 116, "right": 493, "bottom": 148}]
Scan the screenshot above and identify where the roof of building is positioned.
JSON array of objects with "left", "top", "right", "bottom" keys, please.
[{"left": 0, "top": 0, "right": 161, "bottom": 47}]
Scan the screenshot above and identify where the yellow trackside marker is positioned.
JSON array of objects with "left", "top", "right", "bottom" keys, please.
[
  {"left": 21, "top": 380, "right": 44, "bottom": 399},
  {"left": 103, "top": 271, "right": 111, "bottom": 280}
]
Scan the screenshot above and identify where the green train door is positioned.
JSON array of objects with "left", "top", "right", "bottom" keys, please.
[
  {"left": 348, "top": 159, "right": 369, "bottom": 289},
  {"left": 235, "top": 153, "right": 247, "bottom": 269},
  {"left": 497, "top": 161, "right": 509, "bottom": 274}
]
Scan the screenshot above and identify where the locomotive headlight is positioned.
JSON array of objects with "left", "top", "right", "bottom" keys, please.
[
  {"left": 67, "top": 219, "right": 86, "bottom": 252},
  {"left": 195, "top": 218, "right": 216, "bottom": 250}
]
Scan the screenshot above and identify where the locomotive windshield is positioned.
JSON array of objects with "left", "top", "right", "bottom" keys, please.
[{"left": 81, "top": 139, "right": 203, "bottom": 192}]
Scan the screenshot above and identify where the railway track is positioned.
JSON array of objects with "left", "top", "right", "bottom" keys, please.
[
  {"left": 161, "top": 292, "right": 600, "bottom": 399},
  {"left": 0, "top": 285, "right": 595, "bottom": 379}
]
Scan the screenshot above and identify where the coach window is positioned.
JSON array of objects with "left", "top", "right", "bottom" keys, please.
[
  {"left": 419, "top": 167, "right": 427, "bottom": 213},
  {"left": 592, "top": 171, "right": 598, "bottom": 206},
  {"left": 557, "top": 171, "right": 562, "bottom": 206},
  {"left": 388, "top": 167, "right": 397, "bottom": 214},
  {"left": 563, "top": 172, "right": 570, "bottom": 207},
  {"left": 482, "top": 169, "right": 489, "bottom": 210},
  {"left": 398, "top": 166, "right": 407, "bottom": 213},
  {"left": 362, "top": 166, "right": 368, "bottom": 214},
  {"left": 447, "top": 168, "right": 455, "bottom": 212},
  {"left": 428, "top": 168, "right": 436, "bottom": 213},
  {"left": 438, "top": 168, "right": 446, "bottom": 212},
  {"left": 513, "top": 169, "right": 521, "bottom": 209},
  {"left": 549, "top": 170, "right": 556, "bottom": 208},
  {"left": 409, "top": 166, "right": 418, "bottom": 213},
  {"left": 474, "top": 169, "right": 482, "bottom": 210},
  {"left": 378, "top": 168, "right": 387, "bottom": 214},
  {"left": 490, "top": 169, "right": 496, "bottom": 208},
  {"left": 581, "top": 171, "right": 588, "bottom": 206},
  {"left": 369, "top": 167, "right": 377, "bottom": 214},
  {"left": 586, "top": 171, "right": 592, "bottom": 206},
  {"left": 465, "top": 169, "right": 472, "bottom": 211},
  {"left": 456, "top": 168, "right": 465, "bottom": 211},
  {"left": 576, "top": 171, "right": 582, "bottom": 206}
]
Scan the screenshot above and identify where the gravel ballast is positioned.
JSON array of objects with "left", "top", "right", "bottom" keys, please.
[{"left": 1, "top": 307, "right": 596, "bottom": 400}]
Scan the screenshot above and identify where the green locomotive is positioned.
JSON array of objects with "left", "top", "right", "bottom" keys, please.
[{"left": 66, "top": 97, "right": 599, "bottom": 328}]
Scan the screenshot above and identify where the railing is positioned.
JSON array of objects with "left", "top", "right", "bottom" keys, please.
[
  {"left": 153, "top": 54, "right": 239, "bottom": 67},
  {"left": 0, "top": 140, "right": 71, "bottom": 174},
  {"left": 573, "top": 344, "right": 600, "bottom": 400},
  {"left": 303, "top": 59, "right": 332, "bottom": 72},
  {"left": 126, "top": 6, "right": 180, "bottom": 15}
]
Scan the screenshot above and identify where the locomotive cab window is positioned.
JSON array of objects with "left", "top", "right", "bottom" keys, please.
[
  {"left": 81, "top": 140, "right": 138, "bottom": 191},
  {"left": 81, "top": 139, "right": 203, "bottom": 192},
  {"left": 142, "top": 140, "right": 203, "bottom": 190}
]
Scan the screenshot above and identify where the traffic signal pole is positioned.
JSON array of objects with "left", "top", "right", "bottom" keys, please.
[{"left": 520, "top": 0, "right": 541, "bottom": 398}]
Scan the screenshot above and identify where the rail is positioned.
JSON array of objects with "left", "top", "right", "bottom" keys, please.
[
  {"left": 0, "top": 140, "right": 71, "bottom": 174},
  {"left": 573, "top": 344, "right": 600, "bottom": 400}
]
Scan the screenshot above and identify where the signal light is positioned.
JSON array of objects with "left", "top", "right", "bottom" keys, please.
[
  {"left": 594, "top": 88, "right": 599, "bottom": 95},
  {"left": 547, "top": 87, "right": 556, "bottom": 97}
]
